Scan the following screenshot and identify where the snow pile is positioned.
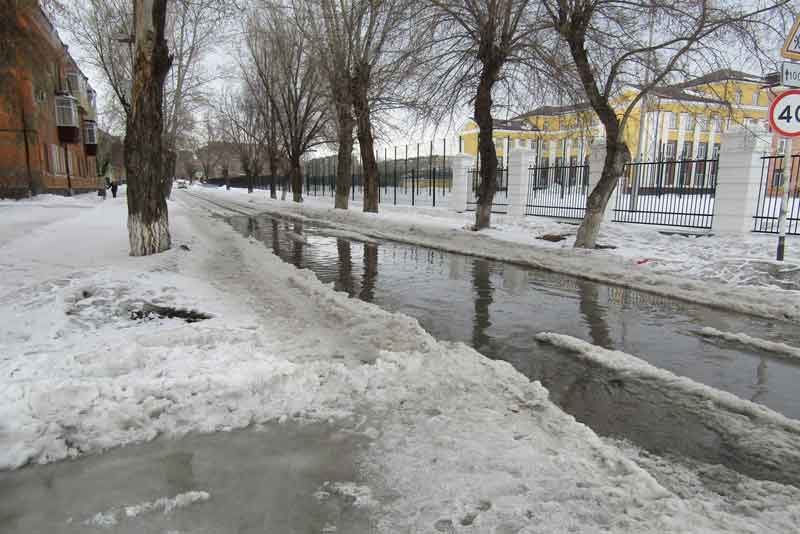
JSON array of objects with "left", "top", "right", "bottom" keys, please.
[
  {"left": 610, "top": 439, "right": 800, "bottom": 534},
  {"left": 698, "top": 326, "right": 800, "bottom": 361},
  {"left": 536, "top": 332, "right": 800, "bottom": 486},
  {"left": 85, "top": 491, "right": 210, "bottom": 527}
]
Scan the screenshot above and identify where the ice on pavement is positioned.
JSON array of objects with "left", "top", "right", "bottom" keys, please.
[
  {"left": 86, "top": 491, "right": 210, "bottom": 527},
  {"left": 2, "top": 192, "right": 800, "bottom": 532},
  {"left": 698, "top": 326, "right": 800, "bottom": 361}
]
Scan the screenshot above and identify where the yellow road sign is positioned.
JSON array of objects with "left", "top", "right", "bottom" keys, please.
[{"left": 783, "top": 15, "right": 800, "bottom": 61}]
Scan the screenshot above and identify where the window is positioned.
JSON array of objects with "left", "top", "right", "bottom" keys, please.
[
  {"left": 712, "top": 116, "right": 721, "bottom": 132},
  {"left": 84, "top": 121, "right": 97, "bottom": 144},
  {"left": 42, "top": 144, "right": 50, "bottom": 173},
  {"left": 778, "top": 138, "right": 788, "bottom": 155},
  {"left": 665, "top": 140, "right": 677, "bottom": 159},
  {"left": 681, "top": 141, "right": 693, "bottom": 158},
  {"left": 683, "top": 113, "right": 694, "bottom": 132},
  {"left": 735, "top": 90, "right": 742, "bottom": 105},
  {"left": 87, "top": 87, "right": 96, "bottom": 111},
  {"left": 529, "top": 139, "right": 536, "bottom": 149},
  {"left": 55, "top": 95, "right": 78, "bottom": 127},
  {"left": 667, "top": 112, "right": 677, "bottom": 130},
  {"left": 66, "top": 72, "right": 81, "bottom": 98},
  {"left": 518, "top": 138, "right": 525, "bottom": 148},
  {"left": 51, "top": 145, "right": 66, "bottom": 175},
  {"left": 752, "top": 91, "right": 760, "bottom": 106}
]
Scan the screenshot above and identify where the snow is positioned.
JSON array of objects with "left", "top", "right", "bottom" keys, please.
[
  {"left": 698, "top": 326, "right": 800, "bottom": 361},
  {"left": 2, "top": 190, "right": 800, "bottom": 532},
  {"left": 535, "top": 332, "right": 800, "bottom": 434},
  {"left": 85, "top": 491, "right": 210, "bottom": 527},
  {"left": 189, "top": 186, "right": 800, "bottom": 323}
]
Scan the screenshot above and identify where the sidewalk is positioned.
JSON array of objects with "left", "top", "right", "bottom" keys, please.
[
  {"left": 2, "top": 193, "right": 799, "bottom": 532},
  {"left": 200, "top": 186, "right": 800, "bottom": 323}
]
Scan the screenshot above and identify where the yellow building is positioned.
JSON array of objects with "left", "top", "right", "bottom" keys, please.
[{"left": 458, "top": 70, "right": 780, "bottom": 169}]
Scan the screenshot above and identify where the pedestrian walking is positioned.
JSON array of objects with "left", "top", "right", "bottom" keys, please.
[{"left": 110, "top": 178, "right": 118, "bottom": 199}]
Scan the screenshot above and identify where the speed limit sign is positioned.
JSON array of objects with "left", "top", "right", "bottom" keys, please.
[{"left": 769, "top": 89, "right": 800, "bottom": 137}]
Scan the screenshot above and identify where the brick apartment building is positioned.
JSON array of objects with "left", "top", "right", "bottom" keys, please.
[{"left": 1, "top": 4, "right": 98, "bottom": 198}]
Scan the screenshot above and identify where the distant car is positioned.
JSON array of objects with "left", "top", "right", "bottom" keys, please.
[{"left": 177, "top": 180, "right": 188, "bottom": 189}]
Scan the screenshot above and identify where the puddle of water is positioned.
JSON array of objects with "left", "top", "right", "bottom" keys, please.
[
  {"left": 229, "top": 215, "right": 800, "bottom": 484},
  {"left": 0, "top": 423, "right": 373, "bottom": 534}
]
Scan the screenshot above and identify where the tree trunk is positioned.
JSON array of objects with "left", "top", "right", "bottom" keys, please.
[
  {"left": 335, "top": 102, "right": 355, "bottom": 210},
  {"left": 352, "top": 77, "right": 378, "bottom": 213},
  {"left": 125, "top": 0, "right": 172, "bottom": 256},
  {"left": 290, "top": 156, "right": 303, "bottom": 203},
  {"left": 574, "top": 141, "right": 629, "bottom": 248},
  {"left": 224, "top": 167, "right": 229, "bottom": 190},
  {"left": 247, "top": 170, "right": 253, "bottom": 193},
  {"left": 268, "top": 156, "right": 277, "bottom": 199},
  {"left": 473, "top": 63, "right": 499, "bottom": 230}
]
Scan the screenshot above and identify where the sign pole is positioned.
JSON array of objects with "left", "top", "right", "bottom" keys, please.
[{"left": 776, "top": 146, "right": 793, "bottom": 261}]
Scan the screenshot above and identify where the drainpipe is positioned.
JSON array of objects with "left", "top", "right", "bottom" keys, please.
[{"left": 63, "top": 144, "right": 73, "bottom": 196}]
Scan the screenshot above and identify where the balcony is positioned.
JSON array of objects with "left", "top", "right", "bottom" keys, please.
[
  {"left": 55, "top": 94, "right": 79, "bottom": 144},
  {"left": 84, "top": 120, "right": 97, "bottom": 156}
]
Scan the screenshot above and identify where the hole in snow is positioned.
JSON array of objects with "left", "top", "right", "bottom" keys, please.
[{"left": 129, "top": 303, "right": 212, "bottom": 323}]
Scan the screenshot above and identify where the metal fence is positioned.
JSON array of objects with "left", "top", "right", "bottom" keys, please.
[
  {"left": 525, "top": 161, "right": 589, "bottom": 219},
  {"left": 753, "top": 154, "right": 800, "bottom": 235},
  {"left": 303, "top": 141, "right": 453, "bottom": 208},
  {"left": 466, "top": 166, "right": 508, "bottom": 214},
  {"left": 612, "top": 156, "right": 719, "bottom": 229}
]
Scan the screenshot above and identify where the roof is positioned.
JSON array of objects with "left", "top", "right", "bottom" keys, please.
[
  {"left": 674, "top": 69, "right": 764, "bottom": 89},
  {"left": 644, "top": 86, "right": 727, "bottom": 106},
  {"left": 492, "top": 118, "right": 538, "bottom": 132},
  {"left": 512, "top": 102, "right": 594, "bottom": 120}
]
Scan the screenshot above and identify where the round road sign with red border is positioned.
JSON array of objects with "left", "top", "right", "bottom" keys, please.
[{"left": 769, "top": 89, "right": 800, "bottom": 137}]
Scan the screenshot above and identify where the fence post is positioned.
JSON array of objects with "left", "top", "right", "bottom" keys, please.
[
  {"left": 507, "top": 148, "right": 535, "bottom": 217},
  {"left": 712, "top": 126, "right": 770, "bottom": 234},
  {"left": 586, "top": 140, "right": 616, "bottom": 222},
  {"left": 448, "top": 153, "right": 473, "bottom": 212}
]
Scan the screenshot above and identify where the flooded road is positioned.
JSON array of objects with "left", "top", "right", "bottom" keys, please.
[
  {"left": 229, "top": 214, "right": 800, "bottom": 484},
  {"left": 0, "top": 423, "right": 372, "bottom": 534}
]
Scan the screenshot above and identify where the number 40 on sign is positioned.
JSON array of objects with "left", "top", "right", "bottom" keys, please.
[{"left": 770, "top": 89, "right": 800, "bottom": 137}]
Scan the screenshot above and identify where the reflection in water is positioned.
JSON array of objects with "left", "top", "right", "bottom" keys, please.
[
  {"left": 472, "top": 259, "right": 493, "bottom": 353},
  {"left": 336, "top": 239, "right": 354, "bottom": 294},
  {"left": 577, "top": 280, "right": 614, "bottom": 349},
  {"left": 271, "top": 219, "right": 281, "bottom": 255},
  {"left": 292, "top": 222, "right": 303, "bottom": 266},
  {"left": 359, "top": 243, "right": 378, "bottom": 302},
  {"left": 752, "top": 358, "right": 769, "bottom": 404},
  {"left": 162, "top": 451, "right": 195, "bottom": 494}
]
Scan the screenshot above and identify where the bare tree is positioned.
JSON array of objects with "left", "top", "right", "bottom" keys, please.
[
  {"left": 124, "top": 0, "right": 172, "bottom": 255},
  {"left": 216, "top": 88, "right": 267, "bottom": 193},
  {"left": 62, "top": 0, "right": 234, "bottom": 173},
  {"left": 412, "top": 0, "right": 541, "bottom": 229},
  {"left": 194, "top": 112, "right": 225, "bottom": 180},
  {"left": 294, "top": 0, "right": 356, "bottom": 209},
  {"left": 543, "top": 0, "right": 791, "bottom": 248},
  {"left": 246, "top": 4, "right": 327, "bottom": 203}
]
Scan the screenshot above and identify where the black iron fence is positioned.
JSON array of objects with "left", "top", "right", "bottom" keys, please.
[
  {"left": 525, "top": 162, "right": 589, "bottom": 219},
  {"left": 612, "top": 156, "right": 719, "bottom": 229},
  {"left": 466, "top": 166, "right": 508, "bottom": 214},
  {"left": 303, "top": 141, "right": 454, "bottom": 208},
  {"left": 753, "top": 154, "right": 800, "bottom": 235}
]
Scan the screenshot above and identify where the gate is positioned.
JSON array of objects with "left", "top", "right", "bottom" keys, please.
[
  {"left": 612, "top": 156, "right": 718, "bottom": 229},
  {"left": 753, "top": 154, "right": 800, "bottom": 235},
  {"left": 466, "top": 166, "right": 508, "bottom": 214},
  {"left": 525, "top": 161, "right": 589, "bottom": 219}
]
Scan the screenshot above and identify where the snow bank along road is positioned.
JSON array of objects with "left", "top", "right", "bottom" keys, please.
[
  {"left": 0, "top": 192, "right": 799, "bottom": 532},
  {"left": 190, "top": 187, "right": 800, "bottom": 324}
]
